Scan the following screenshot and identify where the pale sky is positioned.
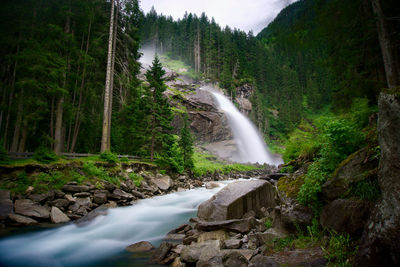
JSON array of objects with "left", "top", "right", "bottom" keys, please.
[{"left": 140, "top": 0, "right": 299, "bottom": 34}]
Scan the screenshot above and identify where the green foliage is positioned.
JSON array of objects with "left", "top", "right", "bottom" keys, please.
[
  {"left": 82, "top": 162, "right": 119, "bottom": 185},
  {"left": 350, "top": 178, "right": 381, "bottom": 201},
  {"left": 32, "top": 171, "right": 66, "bottom": 193},
  {"left": 100, "top": 151, "right": 119, "bottom": 164},
  {"left": 323, "top": 232, "right": 357, "bottom": 266},
  {"left": 129, "top": 172, "right": 144, "bottom": 187},
  {"left": 179, "top": 114, "right": 194, "bottom": 171},
  {"left": 264, "top": 218, "right": 273, "bottom": 229},
  {"left": 33, "top": 147, "right": 58, "bottom": 164}
]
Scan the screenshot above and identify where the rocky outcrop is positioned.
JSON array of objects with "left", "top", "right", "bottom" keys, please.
[
  {"left": 320, "top": 199, "right": 371, "bottom": 235},
  {"left": 235, "top": 84, "right": 254, "bottom": 116},
  {"left": 357, "top": 92, "right": 400, "bottom": 266},
  {"left": 197, "top": 180, "right": 278, "bottom": 221},
  {"left": 321, "top": 148, "right": 378, "bottom": 201},
  {"left": 14, "top": 199, "right": 50, "bottom": 219}
]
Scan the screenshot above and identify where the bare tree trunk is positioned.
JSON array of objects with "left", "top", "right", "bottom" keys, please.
[
  {"left": 10, "top": 89, "right": 23, "bottom": 152},
  {"left": 18, "top": 119, "right": 28, "bottom": 152},
  {"left": 371, "top": 0, "right": 400, "bottom": 88},
  {"left": 101, "top": 0, "right": 115, "bottom": 152},
  {"left": 107, "top": 0, "right": 119, "bottom": 150},
  {"left": 50, "top": 96, "right": 55, "bottom": 147}
]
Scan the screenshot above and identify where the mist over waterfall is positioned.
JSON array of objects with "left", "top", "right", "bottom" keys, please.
[{"left": 205, "top": 88, "right": 283, "bottom": 166}]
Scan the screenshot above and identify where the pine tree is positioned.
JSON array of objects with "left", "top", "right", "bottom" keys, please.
[{"left": 179, "top": 113, "right": 194, "bottom": 171}]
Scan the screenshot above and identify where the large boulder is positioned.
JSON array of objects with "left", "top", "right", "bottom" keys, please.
[
  {"left": 180, "top": 240, "right": 222, "bottom": 263},
  {"left": 322, "top": 148, "right": 378, "bottom": 201},
  {"left": 320, "top": 199, "right": 371, "bottom": 235},
  {"left": 0, "top": 190, "right": 13, "bottom": 219},
  {"left": 8, "top": 213, "right": 38, "bottom": 225},
  {"left": 357, "top": 92, "right": 400, "bottom": 266},
  {"left": 197, "top": 180, "right": 278, "bottom": 221},
  {"left": 196, "top": 218, "right": 255, "bottom": 234},
  {"left": 14, "top": 199, "right": 50, "bottom": 219},
  {"left": 151, "top": 175, "right": 173, "bottom": 191}
]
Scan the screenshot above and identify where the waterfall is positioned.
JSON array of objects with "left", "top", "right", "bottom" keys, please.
[{"left": 204, "top": 87, "right": 283, "bottom": 166}]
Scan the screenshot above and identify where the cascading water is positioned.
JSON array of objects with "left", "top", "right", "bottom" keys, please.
[
  {"left": 204, "top": 87, "right": 283, "bottom": 166},
  {"left": 0, "top": 182, "right": 232, "bottom": 267}
]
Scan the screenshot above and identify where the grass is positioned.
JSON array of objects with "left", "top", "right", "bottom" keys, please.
[
  {"left": 160, "top": 54, "right": 202, "bottom": 80},
  {"left": 129, "top": 172, "right": 144, "bottom": 187},
  {"left": 192, "top": 151, "right": 259, "bottom": 177}
]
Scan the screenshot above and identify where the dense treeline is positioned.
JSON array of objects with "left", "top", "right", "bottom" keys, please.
[
  {"left": 140, "top": 0, "right": 399, "bottom": 140},
  {"left": 0, "top": 0, "right": 142, "bottom": 155}
]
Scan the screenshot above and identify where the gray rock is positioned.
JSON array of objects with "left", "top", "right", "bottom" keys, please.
[
  {"left": 196, "top": 256, "right": 224, "bottom": 267},
  {"left": 74, "top": 192, "right": 91, "bottom": 198},
  {"left": 180, "top": 240, "right": 222, "bottom": 263},
  {"left": 205, "top": 182, "right": 220, "bottom": 189},
  {"left": 29, "top": 193, "right": 51, "bottom": 203},
  {"left": 75, "top": 205, "right": 109, "bottom": 226},
  {"left": 280, "top": 200, "right": 313, "bottom": 232},
  {"left": 224, "top": 238, "right": 243, "bottom": 249},
  {"left": 196, "top": 218, "right": 255, "bottom": 234},
  {"left": 126, "top": 241, "right": 154, "bottom": 252},
  {"left": 250, "top": 254, "right": 278, "bottom": 267},
  {"left": 222, "top": 251, "right": 248, "bottom": 267},
  {"left": 93, "top": 190, "right": 108, "bottom": 205},
  {"left": 8, "top": 213, "right": 38, "bottom": 225},
  {"left": 357, "top": 93, "right": 400, "bottom": 266},
  {"left": 50, "top": 207, "right": 70, "bottom": 224},
  {"left": 110, "top": 189, "right": 133, "bottom": 200},
  {"left": 0, "top": 190, "right": 13, "bottom": 219},
  {"left": 259, "top": 227, "right": 288, "bottom": 244},
  {"left": 131, "top": 190, "right": 145, "bottom": 199},
  {"left": 320, "top": 199, "right": 371, "bottom": 235},
  {"left": 14, "top": 199, "right": 50, "bottom": 219},
  {"left": 62, "top": 185, "right": 90, "bottom": 193},
  {"left": 197, "top": 180, "right": 278, "bottom": 221},
  {"left": 51, "top": 199, "right": 69, "bottom": 208},
  {"left": 151, "top": 175, "right": 173, "bottom": 191},
  {"left": 171, "top": 257, "right": 186, "bottom": 267},
  {"left": 150, "top": 241, "right": 173, "bottom": 264},
  {"left": 64, "top": 194, "right": 76, "bottom": 204}
]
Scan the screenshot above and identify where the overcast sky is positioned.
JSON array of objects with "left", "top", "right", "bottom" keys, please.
[{"left": 140, "top": 0, "right": 299, "bottom": 34}]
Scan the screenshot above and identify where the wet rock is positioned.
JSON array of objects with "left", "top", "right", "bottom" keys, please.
[
  {"left": 126, "top": 241, "right": 154, "bottom": 253},
  {"left": 250, "top": 254, "right": 279, "bottom": 267},
  {"left": 93, "top": 190, "right": 108, "bottom": 205},
  {"left": 75, "top": 205, "right": 109, "bottom": 226},
  {"left": 51, "top": 199, "right": 69, "bottom": 209},
  {"left": 357, "top": 92, "right": 400, "bottom": 266},
  {"left": 222, "top": 251, "right": 249, "bottom": 267},
  {"left": 0, "top": 190, "right": 13, "bottom": 219},
  {"left": 150, "top": 241, "right": 173, "bottom": 264},
  {"left": 62, "top": 185, "right": 90, "bottom": 193},
  {"left": 8, "top": 213, "right": 38, "bottom": 225},
  {"left": 110, "top": 189, "right": 133, "bottom": 200},
  {"left": 224, "top": 238, "right": 243, "bottom": 249},
  {"left": 322, "top": 148, "right": 378, "bottom": 201},
  {"left": 205, "top": 182, "right": 220, "bottom": 189},
  {"left": 198, "top": 180, "right": 278, "bottom": 221},
  {"left": 196, "top": 217, "right": 255, "bottom": 234},
  {"left": 320, "top": 199, "right": 371, "bottom": 235},
  {"left": 50, "top": 206, "right": 70, "bottom": 224},
  {"left": 14, "top": 199, "right": 50, "bottom": 219}
]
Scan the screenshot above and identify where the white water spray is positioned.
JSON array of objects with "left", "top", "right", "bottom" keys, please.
[{"left": 205, "top": 88, "right": 283, "bottom": 166}]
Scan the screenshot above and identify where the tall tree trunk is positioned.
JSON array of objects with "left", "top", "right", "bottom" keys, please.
[
  {"left": 18, "top": 119, "right": 28, "bottom": 152},
  {"left": 54, "top": 9, "right": 71, "bottom": 155},
  {"left": 10, "top": 89, "right": 23, "bottom": 152},
  {"left": 107, "top": 0, "right": 119, "bottom": 150},
  {"left": 50, "top": 96, "right": 55, "bottom": 147},
  {"left": 101, "top": 0, "right": 115, "bottom": 152},
  {"left": 371, "top": 0, "right": 400, "bottom": 88}
]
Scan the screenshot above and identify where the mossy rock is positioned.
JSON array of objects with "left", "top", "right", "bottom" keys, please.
[
  {"left": 277, "top": 174, "right": 306, "bottom": 198},
  {"left": 321, "top": 147, "right": 378, "bottom": 202}
]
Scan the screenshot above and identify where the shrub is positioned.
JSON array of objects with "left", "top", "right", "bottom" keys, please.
[
  {"left": 100, "top": 151, "right": 119, "bottom": 164},
  {"left": 350, "top": 178, "right": 381, "bottom": 201},
  {"left": 33, "top": 147, "right": 58, "bottom": 164},
  {"left": 323, "top": 231, "right": 357, "bottom": 266},
  {"left": 83, "top": 162, "right": 119, "bottom": 185},
  {"left": 32, "top": 171, "right": 66, "bottom": 192},
  {"left": 264, "top": 218, "right": 273, "bottom": 229},
  {"left": 129, "top": 172, "right": 144, "bottom": 187}
]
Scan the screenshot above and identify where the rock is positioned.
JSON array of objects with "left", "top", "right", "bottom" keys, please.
[
  {"left": 76, "top": 206, "right": 88, "bottom": 216},
  {"left": 0, "top": 190, "right": 13, "bottom": 219},
  {"left": 180, "top": 240, "right": 222, "bottom": 263},
  {"left": 150, "top": 241, "right": 172, "bottom": 264},
  {"left": 196, "top": 256, "right": 224, "bottom": 267},
  {"left": 357, "top": 92, "right": 400, "bottom": 266},
  {"left": 51, "top": 199, "right": 69, "bottom": 209},
  {"left": 197, "top": 230, "right": 229, "bottom": 243},
  {"left": 64, "top": 194, "right": 76, "bottom": 204},
  {"left": 165, "top": 233, "right": 186, "bottom": 241},
  {"left": 205, "top": 182, "right": 220, "bottom": 189},
  {"left": 110, "top": 189, "right": 133, "bottom": 200},
  {"left": 93, "top": 190, "right": 108, "bottom": 205},
  {"left": 151, "top": 175, "right": 173, "bottom": 191},
  {"left": 50, "top": 206, "right": 70, "bottom": 224},
  {"left": 272, "top": 247, "right": 327, "bottom": 266},
  {"left": 25, "top": 186, "right": 34, "bottom": 194},
  {"left": 196, "top": 218, "right": 255, "bottom": 234},
  {"left": 14, "top": 199, "right": 50, "bottom": 219},
  {"left": 250, "top": 254, "right": 278, "bottom": 267},
  {"left": 126, "top": 241, "right": 154, "bottom": 253},
  {"left": 259, "top": 227, "right": 288, "bottom": 244},
  {"left": 171, "top": 257, "right": 186, "bottom": 267},
  {"left": 322, "top": 148, "right": 378, "bottom": 201},
  {"left": 224, "top": 238, "right": 243, "bottom": 249},
  {"left": 29, "top": 193, "right": 51, "bottom": 203},
  {"left": 75, "top": 205, "right": 109, "bottom": 226},
  {"left": 74, "top": 192, "right": 91, "bottom": 198},
  {"left": 62, "top": 185, "right": 90, "bottom": 193},
  {"left": 197, "top": 180, "right": 278, "bottom": 221},
  {"left": 280, "top": 200, "right": 313, "bottom": 232},
  {"left": 222, "top": 251, "right": 249, "bottom": 267},
  {"left": 8, "top": 213, "right": 38, "bottom": 225},
  {"left": 320, "top": 199, "right": 371, "bottom": 235},
  {"left": 131, "top": 190, "right": 145, "bottom": 199},
  {"left": 76, "top": 197, "right": 91, "bottom": 207}
]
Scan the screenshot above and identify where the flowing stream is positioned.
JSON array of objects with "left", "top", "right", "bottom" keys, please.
[
  {"left": 0, "top": 182, "right": 232, "bottom": 267},
  {"left": 204, "top": 87, "right": 283, "bottom": 166}
]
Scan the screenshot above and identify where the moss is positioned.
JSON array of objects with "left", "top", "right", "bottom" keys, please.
[
  {"left": 278, "top": 174, "right": 306, "bottom": 198},
  {"left": 330, "top": 149, "right": 361, "bottom": 179}
]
